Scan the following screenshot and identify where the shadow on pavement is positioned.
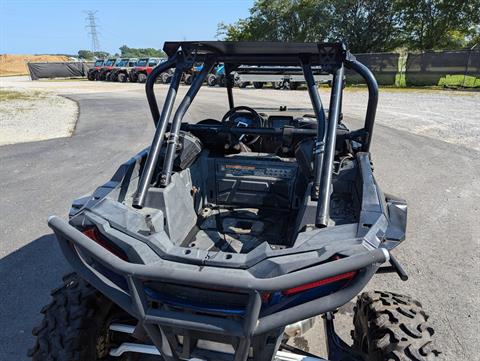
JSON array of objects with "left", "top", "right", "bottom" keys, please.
[{"left": 0, "top": 234, "right": 70, "bottom": 361}]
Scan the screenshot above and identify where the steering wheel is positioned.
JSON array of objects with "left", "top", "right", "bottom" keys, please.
[{"left": 221, "top": 106, "right": 263, "bottom": 145}]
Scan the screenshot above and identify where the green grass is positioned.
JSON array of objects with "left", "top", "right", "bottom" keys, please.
[
  {"left": 0, "top": 89, "right": 44, "bottom": 102},
  {"left": 438, "top": 75, "right": 480, "bottom": 88}
]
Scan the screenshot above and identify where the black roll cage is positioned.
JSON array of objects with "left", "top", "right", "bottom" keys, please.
[{"left": 133, "top": 41, "right": 379, "bottom": 229}]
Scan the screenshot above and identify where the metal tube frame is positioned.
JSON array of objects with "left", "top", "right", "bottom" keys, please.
[
  {"left": 138, "top": 48, "right": 379, "bottom": 220},
  {"left": 315, "top": 65, "right": 345, "bottom": 227},
  {"left": 344, "top": 58, "right": 378, "bottom": 152},
  {"left": 133, "top": 68, "right": 183, "bottom": 208},
  {"left": 159, "top": 56, "right": 215, "bottom": 186},
  {"left": 226, "top": 77, "right": 235, "bottom": 110},
  {"left": 225, "top": 63, "right": 236, "bottom": 110},
  {"left": 300, "top": 57, "right": 327, "bottom": 201},
  {"left": 76, "top": 44, "right": 383, "bottom": 360},
  {"left": 145, "top": 57, "right": 178, "bottom": 126}
]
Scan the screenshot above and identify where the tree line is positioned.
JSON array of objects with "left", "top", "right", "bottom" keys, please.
[
  {"left": 217, "top": 0, "right": 480, "bottom": 53},
  {"left": 77, "top": 45, "right": 166, "bottom": 60}
]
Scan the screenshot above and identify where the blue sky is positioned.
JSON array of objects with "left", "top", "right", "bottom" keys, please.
[{"left": 0, "top": 0, "right": 254, "bottom": 55}]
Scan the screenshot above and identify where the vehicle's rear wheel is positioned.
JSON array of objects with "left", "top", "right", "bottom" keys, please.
[
  {"left": 87, "top": 71, "right": 96, "bottom": 81},
  {"left": 137, "top": 73, "right": 147, "bottom": 83},
  {"left": 28, "top": 273, "right": 132, "bottom": 361},
  {"left": 117, "top": 73, "right": 127, "bottom": 83},
  {"left": 207, "top": 74, "right": 217, "bottom": 86},
  {"left": 253, "top": 81, "right": 264, "bottom": 89},
  {"left": 273, "top": 81, "right": 283, "bottom": 89},
  {"left": 218, "top": 76, "right": 227, "bottom": 87},
  {"left": 160, "top": 72, "right": 171, "bottom": 84},
  {"left": 184, "top": 74, "right": 193, "bottom": 85},
  {"left": 352, "top": 291, "right": 440, "bottom": 360},
  {"left": 129, "top": 73, "right": 138, "bottom": 83},
  {"left": 286, "top": 81, "right": 299, "bottom": 90}
]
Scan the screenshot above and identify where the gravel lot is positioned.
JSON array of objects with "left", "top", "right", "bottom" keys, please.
[
  {"left": 0, "top": 89, "right": 77, "bottom": 146},
  {"left": 2, "top": 76, "right": 479, "bottom": 150},
  {"left": 0, "top": 76, "right": 479, "bottom": 360}
]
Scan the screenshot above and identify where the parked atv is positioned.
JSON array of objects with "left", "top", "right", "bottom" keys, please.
[
  {"left": 130, "top": 58, "right": 166, "bottom": 83},
  {"left": 96, "top": 57, "right": 119, "bottom": 81},
  {"left": 87, "top": 59, "right": 105, "bottom": 81},
  {"left": 183, "top": 62, "right": 205, "bottom": 85},
  {"left": 158, "top": 67, "right": 175, "bottom": 84},
  {"left": 30, "top": 41, "right": 439, "bottom": 361},
  {"left": 130, "top": 57, "right": 165, "bottom": 83},
  {"left": 234, "top": 65, "right": 331, "bottom": 90},
  {"left": 108, "top": 58, "right": 138, "bottom": 82},
  {"left": 207, "top": 63, "right": 226, "bottom": 86},
  {"left": 207, "top": 64, "right": 246, "bottom": 88}
]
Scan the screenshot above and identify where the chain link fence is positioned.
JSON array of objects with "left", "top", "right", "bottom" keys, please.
[
  {"left": 346, "top": 47, "right": 479, "bottom": 88},
  {"left": 346, "top": 52, "right": 400, "bottom": 86},
  {"left": 405, "top": 49, "right": 480, "bottom": 87}
]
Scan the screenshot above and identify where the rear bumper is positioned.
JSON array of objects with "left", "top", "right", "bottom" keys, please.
[{"left": 49, "top": 215, "right": 389, "bottom": 337}]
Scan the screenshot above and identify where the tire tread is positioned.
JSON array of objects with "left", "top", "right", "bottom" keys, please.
[
  {"left": 353, "top": 291, "right": 441, "bottom": 360},
  {"left": 28, "top": 273, "right": 112, "bottom": 361}
]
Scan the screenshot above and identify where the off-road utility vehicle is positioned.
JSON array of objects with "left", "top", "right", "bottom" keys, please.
[
  {"left": 207, "top": 63, "right": 227, "bottom": 87},
  {"left": 29, "top": 41, "right": 439, "bottom": 361},
  {"left": 96, "top": 57, "right": 120, "bottom": 81},
  {"left": 234, "top": 66, "right": 332, "bottom": 90},
  {"left": 183, "top": 63, "right": 206, "bottom": 85},
  {"left": 108, "top": 58, "right": 139, "bottom": 82},
  {"left": 87, "top": 59, "right": 106, "bottom": 81},
  {"left": 129, "top": 57, "right": 162, "bottom": 83}
]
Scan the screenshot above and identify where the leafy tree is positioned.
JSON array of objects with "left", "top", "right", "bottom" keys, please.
[
  {"left": 466, "top": 29, "right": 480, "bottom": 48},
  {"left": 217, "top": 0, "right": 399, "bottom": 52},
  {"left": 218, "top": 0, "right": 480, "bottom": 51},
  {"left": 328, "top": 0, "right": 401, "bottom": 52},
  {"left": 217, "top": 0, "right": 331, "bottom": 42},
  {"left": 95, "top": 51, "right": 110, "bottom": 59},
  {"left": 396, "top": 0, "right": 480, "bottom": 50},
  {"left": 77, "top": 50, "right": 93, "bottom": 60},
  {"left": 77, "top": 50, "right": 109, "bottom": 60},
  {"left": 119, "top": 45, "right": 166, "bottom": 58}
]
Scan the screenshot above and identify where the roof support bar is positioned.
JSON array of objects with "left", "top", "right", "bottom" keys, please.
[
  {"left": 159, "top": 56, "right": 216, "bottom": 187},
  {"left": 345, "top": 58, "right": 378, "bottom": 152},
  {"left": 226, "top": 76, "right": 235, "bottom": 110},
  {"left": 315, "top": 64, "right": 345, "bottom": 227},
  {"left": 145, "top": 56, "right": 178, "bottom": 126},
  {"left": 225, "top": 64, "right": 235, "bottom": 110},
  {"left": 133, "top": 67, "right": 183, "bottom": 208},
  {"left": 301, "top": 57, "right": 327, "bottom": 201}
]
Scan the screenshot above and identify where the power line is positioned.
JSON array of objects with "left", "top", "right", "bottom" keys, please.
[{"left": 85, "top": 10, "right": 101, "bottom": 57}]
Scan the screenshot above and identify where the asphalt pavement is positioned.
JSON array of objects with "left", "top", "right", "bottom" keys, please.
[{"left": 0, "top": 85, "right": 479, "bottom": 360}]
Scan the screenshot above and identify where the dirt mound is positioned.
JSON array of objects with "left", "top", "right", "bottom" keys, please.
[{"left": 0, "top": 54, "right": 71, "bottom": 76}]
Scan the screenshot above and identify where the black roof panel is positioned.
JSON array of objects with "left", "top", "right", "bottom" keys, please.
[{"left": 163, "top": 41, "right": 348, "bottom": 67}]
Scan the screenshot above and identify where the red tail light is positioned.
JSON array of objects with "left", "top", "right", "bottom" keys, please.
[
  {"left": 83, "top": 228, "right": 128, "bottom": 261},
  {"left": 261, "top": 292, "right": 271, "bottom": 303},
  {"left": 282, "top": 271, "right": 357, "bottom": 296}
]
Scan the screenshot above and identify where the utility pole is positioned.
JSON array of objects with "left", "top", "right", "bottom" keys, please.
[{"left": 85, "top": 10, "right": 100, "bottom": 58}]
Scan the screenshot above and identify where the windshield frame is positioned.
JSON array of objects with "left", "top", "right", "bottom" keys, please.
[
  {"left": 116, "top": 59, "right": 129, "bottom": 67},
  {"left": 105, "top": 59, "right": 116, "bottom": 66}
]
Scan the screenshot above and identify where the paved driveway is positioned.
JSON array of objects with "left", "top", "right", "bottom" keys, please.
[{"left": 0, "top": 85, "right": 479, "bottom": 360}]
